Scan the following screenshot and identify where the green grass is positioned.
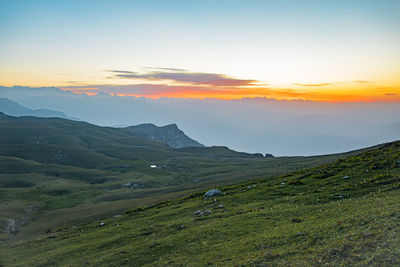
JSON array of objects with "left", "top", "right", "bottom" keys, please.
[
  {"left": 0, "top": 152, "right": 365, "bottom": 243},
  {"left": 1, "top": 141, "right": 399, "bottom": 266}
]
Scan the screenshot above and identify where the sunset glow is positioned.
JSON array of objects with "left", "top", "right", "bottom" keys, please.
[
  {"left": 61, "top": 85, "right": 400, "bottom": 102},
  {"left": 1, "top": 0, "right": 399, "bottom": 102},
  {"left": 59, "top": 68, "right": 400, "bottom": 102}
]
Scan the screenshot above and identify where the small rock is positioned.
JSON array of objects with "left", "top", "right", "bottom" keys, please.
[
  {"left": 292, "top": 218, "right": 303, "bottom": 223},
  {"left": 337, "top": 195, "right": 344, "bottom": 199},
  {"left": 204, "top": 189, "right": 222, "bottom": 198},
  {"left": 342, "top": 176, "right": 351, "bottom": 179},
  {"left": 194, "top": 209, "right": 211, "bottom": 216},
  {"left": 194, "top": 210, "right": 203, "bottom": 216},
  {"left": 113, "top": 214, "right": 121, "bottom": 218},
  {"left": 218, "top": 204, "right": 224, "bottom": 209},
  {"left": 99, "top": 222, "right": 105, "bottom": 226}
]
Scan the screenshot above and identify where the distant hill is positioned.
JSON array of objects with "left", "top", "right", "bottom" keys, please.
[
  {"left": 0, "top": 98, "right": 79, "bottom": 120},
  {"left": 0, "top": 113, "right": 260, "bottom": 168},
  {"left": 0, "top": 98, "right": 204, "bottom": 149},
  {"left": 122, "top": 123, "right": 204, "bottom": 148},
  {"left": 177, "top": 145, "right": 264, "bottom": 158}
]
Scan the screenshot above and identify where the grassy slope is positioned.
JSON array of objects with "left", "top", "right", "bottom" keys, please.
[
  {"left": 1, "top": 114, "right": 370, "bottom": 242},
  {"left": 1, "top": 142, "right": 399, "bottom": 266},
  {"left": 0, "top": 153, "right": 352, "bottom": 243}
]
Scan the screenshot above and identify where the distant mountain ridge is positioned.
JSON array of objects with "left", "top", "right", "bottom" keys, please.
[
  {"left": 0, "top": 113, "right": 262, "bottom": 169},
  {"left": 0, "top": 98, "right": 202, "bottom": 149},
  {"left": 0, "top": 98, "right": 79, "bottom": 121},
  {"left": 122, "top": 123, "right": 204, "bottom": 148}
]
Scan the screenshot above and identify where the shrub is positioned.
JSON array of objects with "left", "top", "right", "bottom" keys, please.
[{"left": 287, "top": 179, "right": 304, "bottom": 185}]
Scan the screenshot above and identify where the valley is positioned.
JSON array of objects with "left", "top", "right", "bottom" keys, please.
[
  {"left": 1, "top": 132, "right": 399, "bottom": 265},
  {"left": 0, "top": 113, "right": 366, "bottom": 243}
]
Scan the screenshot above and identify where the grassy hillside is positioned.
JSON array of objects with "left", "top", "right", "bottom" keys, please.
[
  {"left": 1, "top": 140, "right": 399, "bottom": 266},
  {"left": 0, "top": 113, "right": 382, "bottom": 244}
]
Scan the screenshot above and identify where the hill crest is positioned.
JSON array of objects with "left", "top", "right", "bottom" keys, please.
[{"left": 123, "top": 122, "right": 204, "bottom": 149}]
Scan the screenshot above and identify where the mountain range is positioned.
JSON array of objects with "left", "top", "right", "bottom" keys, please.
[
  {"left": 3, "top": 86, "right": 400, "bottom": 156},
  {"left": 0, "top": 112, "right": 366, "bottom": 244},
  {"left": 0, "top": 98, "right": 203, "bottom": 149},
  {"left": 0, "top": 97, "right": 78, "bottom": 121}
]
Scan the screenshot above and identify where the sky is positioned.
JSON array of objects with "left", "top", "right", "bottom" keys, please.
[{"left": 1, "top": 0, "right": 400, "bottom": 102}]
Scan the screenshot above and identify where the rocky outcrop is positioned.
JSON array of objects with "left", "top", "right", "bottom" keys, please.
[{"left": 122, "top": 123, "right": 204, "bottom": 148}]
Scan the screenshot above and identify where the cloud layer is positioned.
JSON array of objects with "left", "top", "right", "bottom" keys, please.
[
  {"left": 55, "top": 68, "right": 400, "bottom": 102},
  {"left": 107, "top": 69, "right": 257, "bottom": 86}
]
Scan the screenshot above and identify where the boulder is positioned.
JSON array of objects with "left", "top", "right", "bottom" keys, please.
[{"left": 204, "top": 189, "right": 222, "bottom": 198}]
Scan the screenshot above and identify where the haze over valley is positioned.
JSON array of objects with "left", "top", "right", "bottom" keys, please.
[{"left": 2, "top": 86, "right": 399, "bottom": 156}]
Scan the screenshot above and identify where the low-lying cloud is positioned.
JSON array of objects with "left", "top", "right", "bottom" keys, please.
[{"left": 62, "top": 84, "right": 274, "bottom": 98}]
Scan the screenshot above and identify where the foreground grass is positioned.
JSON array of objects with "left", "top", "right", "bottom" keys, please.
[{"left": 1, "top": 142, "right": 399, "bottom": 266}]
